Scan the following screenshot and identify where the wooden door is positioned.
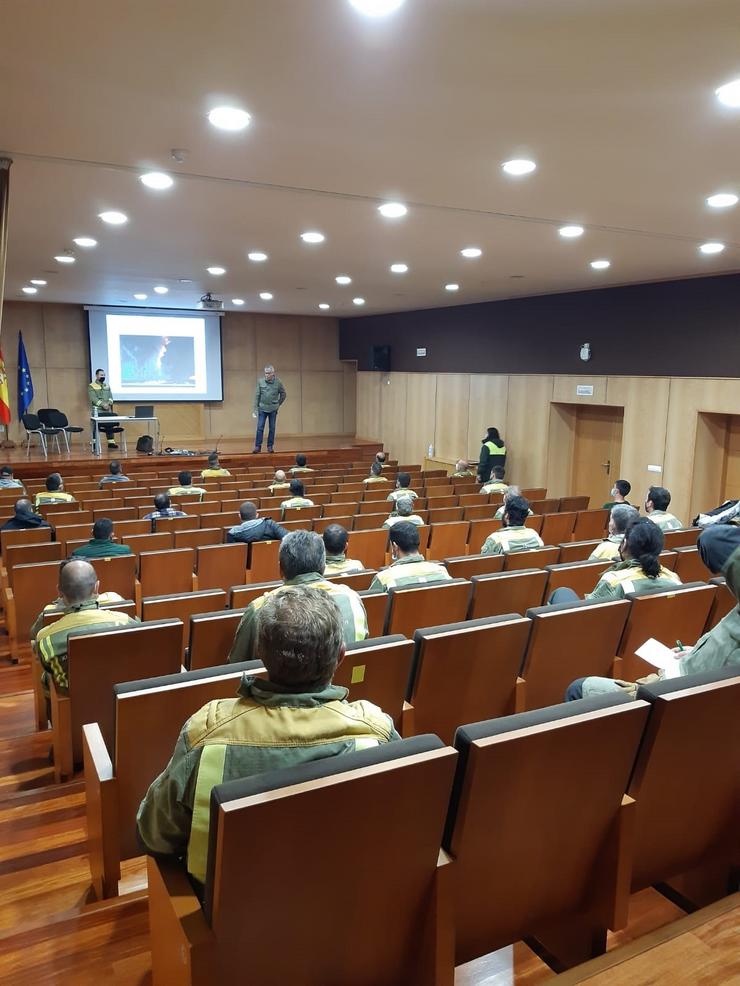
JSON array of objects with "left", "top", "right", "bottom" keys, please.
[
  {"left": 721, "top": 415, "right": 740, "bottom": 501},
  {"left": 571, "top": 406, "right": 624, "bottom": 508}
]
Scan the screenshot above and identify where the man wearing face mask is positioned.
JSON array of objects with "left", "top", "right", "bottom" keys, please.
[{"left": 88, "top": 368, "right": 120, "bottom": 450}]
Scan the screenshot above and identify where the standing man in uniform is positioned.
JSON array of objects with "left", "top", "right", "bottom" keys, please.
[
  {"left": 252, "top": 365, "right": 286, "bottom": 453},
  {"left": 88, "top": 368, "right": 120, "bottom": 450}
]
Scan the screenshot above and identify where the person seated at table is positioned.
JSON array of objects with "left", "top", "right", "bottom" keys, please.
[
  {"left": 226, "top": 502, "right": 288, "bottom": 544},
  {"left": 268, "top": 469, "right": 290, "bottom": 494},
  {"left": 280, "top": 480, "right": 315, "bottom": 518},
  {"left": 368, "top": 522, "right": 451, "bottom": 593},
  {"left": 382, "top": 496, "right": 425, "bottom": 529},
  {"left": 136, "top": 585, "right": 398, "bottom": 888},
  {"left": 589, "top": 504, "right": 639, "bottom": 561},
  {"left": 200, "top": 452, "right": 231, "bottom": 479},
  {"left": 386, "top": 472, "right": 418, "bottom": 504},
  {"left": 0, "top": 466, "right": 25, "bottom": 492},
  {"left": 98, "top": 460, "right": 130, "bottom": 487},
  {"left": 644, "top": 485, "right": 683, "bottom": 532},
  {"left": 323, "top": 525, "right": 365, "bottom": 575},
  {"left": 1, "top": 498, "right": 52, "bottom": 533},
  {"left": 143, "top": 493, "right": 188, "bottom": 529},
  {"left": 167, "top": 471, "right": 207, "bottom": 502},
  {"left": 482, "top": 495, "right": 544, "bottom": 555},
  {"left": 35, "top": 473, "right": 75, "bottom": 507},
  {"left": 363, "top": 462, "right": 389, "bottom": 485},
  {"left": 290, "top": 454, "right": 314, "bottom": 475},
  {"left": 480, "top": 466, "right": 508, "bottom": 496},
  {"left": 565, "top": 524, "right": 740, "bottom": 700},
  {"left": 70, "top": 518, "right": 134, "bottom": 559}
]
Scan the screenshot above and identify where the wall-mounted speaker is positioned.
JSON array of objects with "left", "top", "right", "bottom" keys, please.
[{"left": 371, "top": 345, "right": 391, "bottom": 372}]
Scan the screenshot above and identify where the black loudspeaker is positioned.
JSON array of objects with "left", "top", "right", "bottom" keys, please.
[{"left": 371, "top": 345, "right": 391, "bottom": 372}]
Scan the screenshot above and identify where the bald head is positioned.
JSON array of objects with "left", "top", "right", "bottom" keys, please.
[
  {"left": 59, "top": 560, "right": 98, "bottom": 607},
  {"left": 15, "top": 498, "right": 33, "bottom": 514},
  {"left": 274, "top": 469, "right": 286, "bottom": 483}
]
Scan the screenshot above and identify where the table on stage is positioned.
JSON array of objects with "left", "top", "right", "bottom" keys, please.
[{"left": 90, "top": 413, "right": 160, "bottom": 457}]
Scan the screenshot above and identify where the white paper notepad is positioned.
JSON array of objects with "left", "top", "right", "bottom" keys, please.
[{"left": 635, "top": 638, "right": 683, "bottom": 679}]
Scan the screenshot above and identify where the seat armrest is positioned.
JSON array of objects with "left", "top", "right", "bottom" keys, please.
[
  {"left": 83, "top": 723, "right": 121, "bottom": 900},
  {"left": 147, "top": 856, "right": 215, "bottom": 986}
]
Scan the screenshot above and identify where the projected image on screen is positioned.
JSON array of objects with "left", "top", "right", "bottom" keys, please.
[
  {"left": 87, "top": 308, "right": 223, "bottom": 402},
  {"left": 120, "top": 335, "right": 195, "bottom": 387}
]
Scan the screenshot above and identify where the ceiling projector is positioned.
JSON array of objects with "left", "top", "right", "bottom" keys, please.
[{"left": 197, "top": 292, "right": 224, "bottom": 311}]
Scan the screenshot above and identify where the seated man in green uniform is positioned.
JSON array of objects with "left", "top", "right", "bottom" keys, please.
[
  {"left": 566, "top": 524, "right": 740, "bottom": 700},
  {"left": 603, "top": 478, "right": 631, "bottom": 510},
  {"left": 383, "top": 495, "right": 425, "bottom": 529},
  {"left": 644, "top": 485, "right": 683, "bottom": 532},
  {"left": 200, "top": 452, "right": 231, "bottom": 479},
  {"left": 35, "top": 559, "right": 139, "bottom": 696},
  {"left": 451, "top": 459, "right": 476, "bottom": 479},
  {"left": 228, "top": 530, "right": 368, "bottom": 663},
  {"left": 88, "top": 367, "right": 121, "bottom": 450},
  {"left": 386, "top": 472, "right": 419, "bottom": 504},
  {"left": 30, "top": 558, "right": 128, "bottom": 641},
  {"left": 290, "top": 453, "right": 314, "bottom": 475},
  {"left": 481, "top": 465, "right": 509, "bottom": 496},
  {"left": 167, "top": 470, "right": 207, "bottom": 502},
  {"left": 363, "top": 462, "right": 389, "bottom": 485},
  {"left": 137, "top": 584, "right": 398, "bottom": 888},
  {"left": 279, "top": 480, "right": 315, "bottom": 518},
  {"left": 35, "top": 473, "right": 76, "bottom": 508},
  {"left": 70, "top": 518, "right": 134, "bottom": 559},
  {"left": 494, "top": 487, "right": 533, "bottom": 521},
  {"left": 368, "top": 522, "right": 452, "bottom": 593},
  {"left": 322, "top": 524, "right": 365, "bottom": 575},
  {"left": 482, "top": 495, "right": 544, "bottom": 555},
  {"left": 268, "top": 469, "right": 290, "bottom": 494},
  {"left": 589, "top": 504, "right": 639, "bottom": 561}
]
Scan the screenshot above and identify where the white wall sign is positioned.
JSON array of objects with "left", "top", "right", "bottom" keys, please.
[
  {"left": 416, "top": 347, "right": 427, "bottom": 357},
  {"left": 576, "top": 384, "right": 594, "bottom": 397}
]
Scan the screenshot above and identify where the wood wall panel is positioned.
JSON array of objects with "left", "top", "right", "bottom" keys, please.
[
  {"left": 467, "top": 375, "right": 509, "bottom": 464},
  {"left": 220, "top": 313, "right": 257, "bottom": 371},
  {"left": 255, "top": 315, "right": 301, "bottom": 371},
  {"left": 434, "top": 374, "right": 470, "bottom": 463},
  {"left": 343, "top": 363, "right": 357, "bottom": 435},
  {"left": 405, "top": 373, "right": 437, "bottom": 466},
  {"left": 380, "top": 374, "right": 409, "bottom": 463},
  {"left": 546, "top": 403, "right": 577, "bottom": 499},
  {"left": 356, "top": 372, "right": 382, "bottom": 441},
  {"left": 41, "top": 304, "right": 88, "bottom": 369},
  {"left": 301, "top": 372, "right": 345, "bottom": 434},
  {"left": 300, "top": 318, "right": 344, "bottom": 371},
  {"left": 505, "top": 375, "right": 554, "bottom": 487},
  {"left": 273, "top": 370, "right": 303, "bottom": 434}
]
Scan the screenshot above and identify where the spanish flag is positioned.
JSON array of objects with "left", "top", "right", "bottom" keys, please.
[{"left": 0, "top": 349, "right": 10, "bottom": 426}]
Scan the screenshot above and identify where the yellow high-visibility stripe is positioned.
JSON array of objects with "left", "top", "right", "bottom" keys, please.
[{"left": 187, "top": 744, "right": 227, "bottom": 885}]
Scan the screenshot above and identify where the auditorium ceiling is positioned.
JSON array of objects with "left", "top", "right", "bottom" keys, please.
[{"left": 2, "top": 0, "right": 740, "bottom": 316}]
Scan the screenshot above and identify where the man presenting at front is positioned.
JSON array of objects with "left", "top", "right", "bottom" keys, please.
[
  {"left": 88, "top": 368, "right": 118, "bottom": 450},
  {"left": 252, "top": 364, "right": 286, "bottom": 453}
]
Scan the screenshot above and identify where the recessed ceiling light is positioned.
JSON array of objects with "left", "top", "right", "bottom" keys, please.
[
  {"left": 140, "top": 172, "right": 174, "bottom": 190},
  {"left": 348, "top": 0, "right": 405, "bottom": 16},
  {"left": 73, "top": 236, "right": 97, "bottom": 248},
  {"left": 30, "top": 279, "right": 47, "bottom": 286},
  {"left": 390, "top": 263, "right": 408, "bottom": 273},
  {"left": 335, "top": 275, "right": 352, "bottom": 285},
  {"left": 377, "top": 202, "right": 407, "bottom": 218},
  {"left": 706, "top": 193, "right": 738, "bottom": 209},
  {"left": 232, "top": 298, "right": 245, "bottom": 306},
  {"left": 54, "top": 254, "right": 75, "bottom": 264},
  {"left": 98, "top": 210, "right": 128, "bottom": 225},
  {"left": 134, "top": 293, "right": 148, "bottom": 300},
  {"left": 590, "top": 259, "right": 611, "bottom": 270},
  {"left": 353, "top": 297, "right": 366, "bottom": 306},
  {"left": 206, "top": 266, "right": 226, "bottom": 275},
  {"left": 248, "top": 251, "right": 268, "bottom": 262},
  {"left": 153, "top": 285, "right": 169, "bottom": 294},
  {"left": 559, "top": 225, "right": 584, "bottom": 238},
  {"left": 259, "top": 292, "right": 273, "bottom": 300},
  {"left": 445, "top": 283, "right": 460, "bottom": 292},
  {"left": 300, "top": 231, "right": 325, "bottom": 244},
  {"left": 318, "top": 303, "right": 331, "bottom": 310},
  {"left": 699, "top": 241, "right": 725, "bottom": 255},
  {"left": 178, "top": 278, "right": 193, "bottom": 284},
  {"left": 715, "top": 79, "right": 740, "bottom": 108},
  {"left": 502, "top": 159, "right": 537, "bottom": 176},
  {"left": 460, "top": 247, "right": 482, "bottom": 258},
  {"left": 208, "top": 106, "right": 251, "bottom": 131},
  {"left": 22, "top": 286, "right": 37, "bottom": 295}
]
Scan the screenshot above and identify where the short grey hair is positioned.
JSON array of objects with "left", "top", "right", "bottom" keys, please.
[
  {"left": 279, "top": 529, "right": 326, "bottom": 580},
  {"left": 611, "top": 503, "right": 639, "bottom": 534},
  {"left": 264, "top": 364, "right": 275, "bottom": 372},
  {"left": 59, "top": 559, "right": 98, "bottom": 605},
  {"left": 395, "top": 496, "right": 414, "bottom": 517},
  {"left": 256, "top": 585, "right": 343, "bottom": 688},
  {"left": 455, "top": 459, "right": 468, "bottom": 471},
  {"left": 274, "top": 469, "right": 286, "bottom": 482}
]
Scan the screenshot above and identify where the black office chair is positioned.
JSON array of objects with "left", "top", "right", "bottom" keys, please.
[
  {"left": 22, "top": 413, "right": 63, "bottom": 459},
  {"left": 38, "top": 408, "right": 84, "bottom": 452}
]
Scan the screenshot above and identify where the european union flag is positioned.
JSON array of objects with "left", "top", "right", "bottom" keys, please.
[{"left": 17, "top": 332, "right": 34, "bottom": 420}]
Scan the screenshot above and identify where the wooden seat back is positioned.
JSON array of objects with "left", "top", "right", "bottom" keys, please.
[
  {"left": 545, "top": 559, "right": 613, "bottom": 598},
  {"left": 175, "top": 527, "right": 223, "bottom": 549},
  {"left": 187, "top": 609, "right": 247, "bottom": 670},
  {"left": 618, "top": 583, "right": 717, "bottom": 679},
  {"left": 142, "top": 590, "right": 227, "bottom": 658},
  {"left": 358, "top": 590, "right": 389, "bottom": 638},
  {"left": 468, "top": 569, "right": 548, "bottom": 620},
  {"left": 572, "top": 509, "right": 609, "bottom": 540},
  {"left": 467, "top": 518, "right": 502, "bottom": 551},
  {"left": 352, "top": 512, "right": 389, "bottom": 531},
  {"left": 522, "top": 600, "right": 631, "bottom": 709},
  {"left": 229, "top": 580, "right": 282, "bottom": 610},
  {"left": 529, "top": 497, "right": 560, "bottom": 514},
  {"left": 112, "top": 519, "right": 152, "bottom": 538},
  {"left": 324, "top": 569, "right": 377, "bottom": 591},
  {"left": 426, "top": 521, "right": 470, "bottom": 560},
  {"left": 503, "top": 546, "right": 560, "bottom": 571},
  {"left": 196, "top": 543, "right": 248, "bottom": 592},
  {"left": 139, "top": 547, "right": 195, "bottom": 596},
  {"left": 5, "top": 541, "right": 63, "bottom": 586},
  {"left": 347, "top": 528, "right": 389, "bottom": 570},
  {"left": 673, "top": 546, "right": 708, "bottom": 584},
  {"left": 462, "top": 504, "right": 498, "bottom": 521},
  {"left": 0, "top": 527, "right": 52, "bottom": 554},
  {"left": 87, "top": 553, "right": 138, "bottom": 600},
  {"left": 445, "top": 695, "right": 650, "bottom": 966},
  {"left": 55, "top": 509, "right": 94, "bottom": 526},
  {"left": 540, "top": 511, "right": 577, "bottom": 544},
  {"left": 386, "top": 579, "right": 472, "bottom": 637},
  {"left": 444, "top": 553, "right": 505, "bottom": 579},
  {"left": 427, "top": 507, "right": 464, "bottom": 524},
  {"left": 628, "top": 671, "right": 740, "bottom": 893},
  {"left": 557, "top": 539, "right": 602, "bottom": 563},
  {"left": 314, "top": 515, "right": 353, "bottom": 534},
  {"left": 247, "top": 539, "right": 281, "bottom": 583},
  {"left": 559, "top": 495, "right": 590, "bottom": 512},
  {"left": 409, "top": 616, "right": 530, "bottom": 743},
  {"left": 154, "top": 515, "right": 200, "bottom": 533},
  {"left": 662, "top": 527, "right": 701, "bottom": 549},
  {"left": 7, "top": 560, "right": 61, "bottom": 647},
  {"left": 42, "top": 599, "right": 136, "bottom": 627},
  {"left": 332, "top": 636, "right": 414, "bottom": 727},
  {"left": 122, "top": 531, "right": 174, "bottom": 555},
  {"left": 706, "top": 577, "right": 736, "bottom": 629},
  {"left": 519, "top": 487, "right": 546, "bottom": 500},
  {"left": 282, "top": 505, "right": 322, "bottom": 522}
]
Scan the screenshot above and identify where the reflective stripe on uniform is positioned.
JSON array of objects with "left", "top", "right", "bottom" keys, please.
[{"left": 187, "top": 744, "right": 227, "bottom": 885}]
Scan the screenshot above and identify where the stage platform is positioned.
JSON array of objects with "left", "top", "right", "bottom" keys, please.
[{"left": 0, "top": 435, "right": 382, "bottom": 480}]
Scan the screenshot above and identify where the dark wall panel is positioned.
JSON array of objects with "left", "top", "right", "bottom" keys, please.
[{"left": 339, "top": 273, "right": 740, "bottom": 377}]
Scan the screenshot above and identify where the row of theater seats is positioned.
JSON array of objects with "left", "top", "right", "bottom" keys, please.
[{"left": 82, "top": 653, "right": 738, "bottom": 981}]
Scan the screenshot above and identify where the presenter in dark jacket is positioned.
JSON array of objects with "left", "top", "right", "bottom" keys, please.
[
  {"left": 226, "top": 502, "right": 288, "bottom": 544},
  {"left": 252, "top": 364, "right": 286, "bottom": 453},
  {"left": 477, "top": 427, "right": 507, "bottom": 483}
]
